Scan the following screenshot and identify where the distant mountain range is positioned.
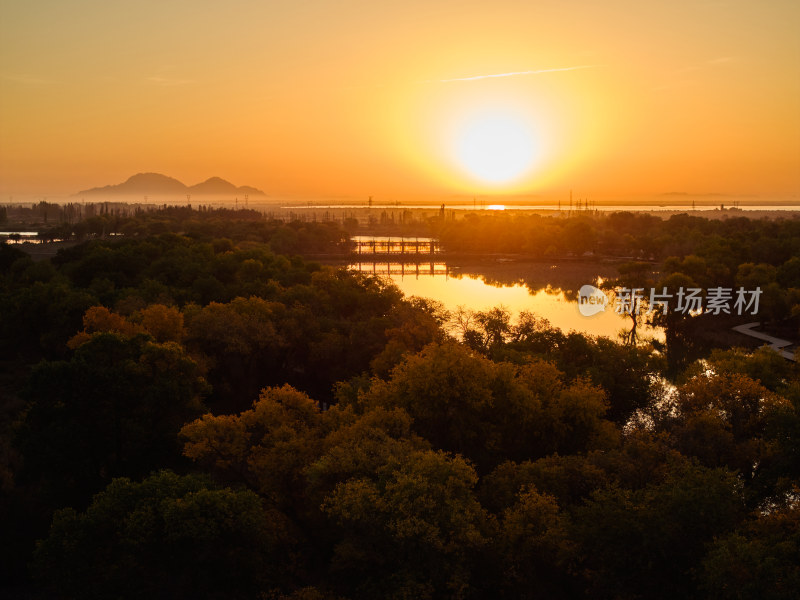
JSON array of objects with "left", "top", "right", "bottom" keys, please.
[{"left": 77, "top": 173, "right": 266, "bottom": 198}]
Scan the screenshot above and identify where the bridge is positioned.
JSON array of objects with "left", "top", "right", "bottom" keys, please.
[
  {"left": 350, "top": 261, "right": 450, "bottom": 278},
  {"left": 732, "top": 322, "right": 796, "bottom": 361},
  {"left": 350, "top": 238, "right": 441, "bottom": 258}
]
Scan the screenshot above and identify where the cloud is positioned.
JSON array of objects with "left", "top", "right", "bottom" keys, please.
[
  {"left": 145, "top": 65, "right": 195, "bottom": 86},
  {"left": 145, "top": 76, "right": 195, "bottom": 86},
  {"left": 706, "top": 56, "right": 734, "bottom": 65},
  {"left": 655, "top": 56, "right": 735, "bottom": 90},
  {"left": 675, "top": 56, "right": 735, "bottom": 75},
  {"left": 1, "top": 73, "right": 53, "bottom": 85},
  {"left": 424, "top": 65, "right": 597, "bottom": 83}
]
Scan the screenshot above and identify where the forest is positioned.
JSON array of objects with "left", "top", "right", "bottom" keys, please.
[{"left": 1, "top": 206, "right": 799, "bottom": 599}]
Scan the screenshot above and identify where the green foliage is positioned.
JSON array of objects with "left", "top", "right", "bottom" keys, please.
[
  {"left": 321, "top": 449, "right": 492, "bottom": 600},
  {"left": 0, "top": 240, "right": 25, "bottom": 270},
  {"left": 2, "top": 210, "right": 800, "bottom": 597},
  {"left": 481, "top": 455, "right": 609, "bottom": 512},
  {"left": 304, "top": 406, "right": 430, "bottom": 503},
  {"left": 460, "top": 310, "right": 661, "bottom": 425},
  {"left": 356, "top": 343, "right": 617, "bottom": 471},
  {"left": 777, "top": 256, "right": 800, "bottom": 288},
  {"left": 16, "top": 332, "right": 207, "bottom": 507},
  {"left": 654, "top": 373, "right": 795, "bottom": 505},
  {"left": 701, "top": 503, "right": 800, "bottom": 600},
  {"left": 181, "top": 385, "right": 326, "bottom": 513},
  {"left": 0, "top": 279, "right": 98, "bottom": 360},
  {"left": 32, "top": 471, "right": 290, "bottom": 600},
  {"left": 2, "top": 231, "right": 442, "bottom": 408},
  {"left": 50, "top": 233, "right": 318, "bottom": 306},
  {"left": 685, "top": 346, "right": 797, "bottom": 393},
  {"left": 26, "top": 203, "right": 348, "bottom": 254},
  {"left": 185, "top": 297, "right": 288, "bottom": 410},
  {"left": 571, "top": 459, "right": 745, "bottom": 600},
  {"left": 432, "top": 211, "right": 800, "bottom": 269},
  {"left": 494, "top": 485, "right": 576, "bottom": 598}
]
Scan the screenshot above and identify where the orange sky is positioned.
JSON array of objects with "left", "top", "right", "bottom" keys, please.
[{"left": 1, "top": 0, "right": 799, "bottom": 201}]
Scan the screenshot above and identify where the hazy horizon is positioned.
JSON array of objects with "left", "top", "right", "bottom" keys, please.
[{"left": 6, "top": 188, "right": 799, "bottom": 210}]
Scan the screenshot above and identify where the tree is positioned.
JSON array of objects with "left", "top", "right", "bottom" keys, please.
[
  {"left": 571, "top": 460, "right": 745, "bottom": 600},
  {"left": 67, "top": 305, "right": 144, "bottom": 348},
  {"left": 356, "top": 343, "right": 616, "bottom": 471},
  {"left": 701, "top": 502, "right": 800, "bottom": 600},
  {"left": 480, "top": 455, "right": 609, "bottom": 513},
  {"left": 653, "top": 271, "right": 703, "bottom": 376},
  {"left": 777, "top": 256, "right": 800, "bottom": 288},
  {"left": 184, "top": 297, "right": 287, "bottom": 411},
  {"left": 356, "top": 342, "right": 507, "bottom": 469},
  {"left": 666, "top": 373, "right": 792, "bottom": 502},
  {"left": 135, "top": 303, "right": 186, "bottom": 343},
  {"left": 369, "top": 297, "right": 448, "bottom": 376},
  {"left": 473, "top": 306, "right": 513, "bottom": 352},
  {"left": 304, "top": 406, "right": 431, "bottom": 504},
  {"left": 494, "top": 485, "right": 577, "bottom": 599},
  {"left": 684, "top": 346, "right": 796, "bottom": 393},
  {"left": 32, "top": 471, "right": 291, "bottom": 600},
  {"left": 181, "top": 386, "right": 447, "bottom": 593},
  {"left": 760, "top": 281, "right": 791, "bottom": 325},
  {"left": 181, "top": 385, "right": 325, "bottom": 516},
  {"left": 735, "top": 262, "right": 777, "bottom": 290},
  {"left": 0, "top": 241, "right": 25, "bottom": 271},
  {"left": 0, "top": 280, "right": 98, "bottom": 360},
  {"left": 16, "top": 332, "right": 207, "bottom": 508},
  {"left": 320, "top": 449, "right": 492, "bottom": 599}
]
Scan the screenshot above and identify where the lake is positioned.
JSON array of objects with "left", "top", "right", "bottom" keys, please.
[{"left": 349, "top": 249, "right": 663, "bottom": 342}]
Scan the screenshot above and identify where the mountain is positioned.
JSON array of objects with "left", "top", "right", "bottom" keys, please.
[
  {"left": 78, "top": 173, "right": 266, "bottom": 197},
  {"left": 79, "top": 173, "right": 187, "bottom": 196},
  {"left": 188, "top": 176, "right": 239, "bottom": 195},
  {"left": 187, "top": 177, "right": 263, "bottom": 197}
]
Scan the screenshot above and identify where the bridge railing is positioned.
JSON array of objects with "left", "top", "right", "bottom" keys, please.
[{"left": 351, "top": 239, "right": 441, "bottom": 255}]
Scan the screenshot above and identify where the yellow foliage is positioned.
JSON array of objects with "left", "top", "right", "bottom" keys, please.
[
  {"left": 67, "top": 306, "right": 144, "bottom": 349},
  {"left": 136, "top": 304, "right": 185, "bottom": 343}
]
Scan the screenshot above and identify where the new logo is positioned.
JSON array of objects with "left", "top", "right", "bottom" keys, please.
[{"left": 578, "top": 284, "right": 609, "bottom": 317}]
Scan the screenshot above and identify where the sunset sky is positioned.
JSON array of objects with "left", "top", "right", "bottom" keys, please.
[{"left": 1, "top": 0, "right": 798, "bottom": 201}]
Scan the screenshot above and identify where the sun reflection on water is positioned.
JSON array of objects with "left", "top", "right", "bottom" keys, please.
[{"left": 361, "top": 269, "right": 662, "bottom": 342}]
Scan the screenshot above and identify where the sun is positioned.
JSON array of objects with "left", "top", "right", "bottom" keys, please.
[{"left": 453, "top": 111, "right": 538, "bottom": 185}]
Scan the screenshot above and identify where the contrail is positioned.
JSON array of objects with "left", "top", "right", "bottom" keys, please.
[{"left": 428, "top": 65, "right": 596, "bottom": 83}]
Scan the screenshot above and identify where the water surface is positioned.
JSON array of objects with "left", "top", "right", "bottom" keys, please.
[{"left": 351, "top": 256, "right": 663, "bottom": 342}]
